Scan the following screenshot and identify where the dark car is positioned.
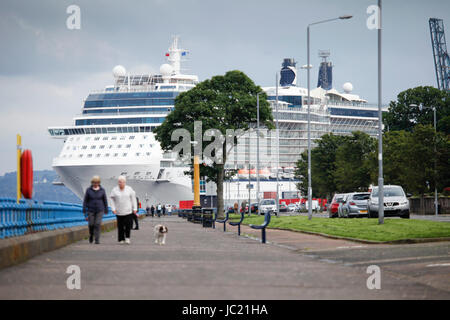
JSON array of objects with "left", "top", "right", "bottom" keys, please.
[
  {"left": 250, "top": 203, "right": 259, "bottom": 214},
  {"left": 240, "top": 205, "right": 249, "bottom": 214}
]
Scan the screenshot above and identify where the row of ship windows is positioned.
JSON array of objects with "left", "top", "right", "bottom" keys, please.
[
  {"left": 65, "top": 143, "right": 155, "bottom": 150},
  {"left": 86, "top": 92, "right": 177, "bottom": 100},
  {"left": 49, "top": 126, "right": 156, "bottom": 136},
  {"left": 82, "top": 107, "right": 173, "bottom": 114},
  {"left": 67, "top": 135, "right": 150, "bottom": 142},
  {"left": 75, "top": 117, "right": 165, "bottom": 125},
  {"left": 83, "top": 99, "right": 175, "bottom": 108},
  {"left": 61, "top": 152, "right": 151, "bottom": 159}
]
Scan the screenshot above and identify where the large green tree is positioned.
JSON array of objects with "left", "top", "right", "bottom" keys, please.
[
  {"left": 155, "top": 70, "right": 273, "bottom": 217},
  {"left": 373, "top": 126, "right": 449, "bottom": 213},
  {"left": 375, "top": 130, "right": 411, "bottom": 187},
  {"left": 294, "top": 134, "right": 347, "bottom": 198},
  {"left": 383, "top": 86, "right": 450, "bottom": 134},
  {"left": 333, "top": 131, "right": 377, "bottom": 193}
]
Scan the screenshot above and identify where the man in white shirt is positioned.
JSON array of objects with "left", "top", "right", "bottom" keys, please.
[
  {"left": 110, "top": 176, "right": 137, "bottom": 244},
  {"left": 157, "top": 203, "right": 162, "bottom": 217}
]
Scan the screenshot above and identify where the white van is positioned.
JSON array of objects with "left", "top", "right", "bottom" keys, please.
[{"left": 259, "top": 199, "right": 277, "bottom": 215}]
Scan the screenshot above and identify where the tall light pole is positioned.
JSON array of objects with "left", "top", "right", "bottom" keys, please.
[
  {"left": 377, "top": 0, "right": 384, "bottom": 225},
  {"left": 307, "top": 14, "right": 353, "bottom": 220},
  {"left": 256, "top": 93, "right": 261, "bottom": 214},
  {"left": 276, "top": 73, "right": 280, "bottom": 216},
  {"left": 410, "top": 103, "right": 438, "bottom": 216}
]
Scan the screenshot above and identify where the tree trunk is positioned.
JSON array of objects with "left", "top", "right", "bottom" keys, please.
[{"left": 216, "top": 163, "right": 224, "bottom": 219}]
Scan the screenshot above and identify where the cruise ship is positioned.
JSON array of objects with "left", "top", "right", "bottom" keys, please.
[
  {"left": 48, "top": 37, "right": 384, "bottom": 207},
  {"left": 49, "top": 37, "right": 197, "bottom": 205}
]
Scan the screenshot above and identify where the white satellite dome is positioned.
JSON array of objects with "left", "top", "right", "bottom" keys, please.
[
  {"left": 113, "top": 65, "right": 126, "bottom": 78},
  {"left": 343, "top": 82, "right": 353, "bottom": 93},
  {"left": 160, "top": 63, "right": 173, "bottom": 76}
]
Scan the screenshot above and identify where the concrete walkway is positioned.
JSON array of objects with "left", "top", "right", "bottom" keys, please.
[{"left": 0, "top": 215, "right": 448, "bottom": 299}]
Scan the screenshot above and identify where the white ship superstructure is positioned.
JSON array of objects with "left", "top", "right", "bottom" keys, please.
[
  {"left": 49, "top": 37, "right": 197, "bottom": 205},
  {"left": 221, "top": 56, "right": 385, "bottom": 206}
]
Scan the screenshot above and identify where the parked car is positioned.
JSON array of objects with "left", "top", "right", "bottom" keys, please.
[
  {"left": 259, "top": 199, "right": 277, "bottom": 214},
  {"left": 240, "top": 205, "right": 249, "bottom": 214},
  {"left": 279, "top": 203, "right": 288, "bottom": 213},
  {"left": 368, "top": 185, "right": 410, "bottom": 219},
  {"left": 287, "top": 203, "right": 298, "bottom": 212},
  {"left": 339, "top": 192, "right": 370, "bottom": 218},
  {"left": 328, "top": 193, "right": 346, "bottom": 218}
]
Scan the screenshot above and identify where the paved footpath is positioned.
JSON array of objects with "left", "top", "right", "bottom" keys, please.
[{"left": 0, "top": 216, "right": 449, "bottom": 299}]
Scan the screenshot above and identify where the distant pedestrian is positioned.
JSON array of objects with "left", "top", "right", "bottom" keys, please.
[
  {"left": 157, "top": 203, "right": 162, "bottom": 217},
  {"left": 146, "top": 205, "right": 150, "bottom": 217},
  {"left": 167, "top": 205, "right": 172, "bottom": 216},
  {"left": 110, "top": 176, "right": 137, "bottom": 245},
  {"left": 162, "top": 204, "right": 166, "bottom": 216},
  {"left": 82, "top": 176, "right": 108, "bottom": 244},
  {"left": 151, "top": 205, "right": 155, "bottom": 217},
  {"left": 132, "top": 197, "right": 140, "bottom": 230}
]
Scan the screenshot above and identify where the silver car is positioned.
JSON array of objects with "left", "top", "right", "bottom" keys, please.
[
  {"left": 368, "top": 185, "right": 410, "bottom": 219},
  {"left": 339, "top": 192, "right": 370, "bottom": 218}
]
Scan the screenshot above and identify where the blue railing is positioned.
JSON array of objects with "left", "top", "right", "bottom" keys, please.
[{"left": 0, "top": 198, "right": 145, "bottom": 239}]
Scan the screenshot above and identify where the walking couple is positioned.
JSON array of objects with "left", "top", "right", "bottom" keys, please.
[{"left": 82, "top": 175, "right": 138, "bottom": 245}]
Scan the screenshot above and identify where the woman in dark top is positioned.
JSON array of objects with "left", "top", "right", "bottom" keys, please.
[{"left": 82, "top": 176, "right": 108, "bottom": 244}]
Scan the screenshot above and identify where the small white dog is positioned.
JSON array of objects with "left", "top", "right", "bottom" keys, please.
[{"left": 154, "top": 224, "right": 168, "bottom": 245}]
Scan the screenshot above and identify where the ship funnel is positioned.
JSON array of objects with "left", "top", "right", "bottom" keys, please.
[
  {"left": 279, "top": 58, "right": 297, "bottom": 86},
  {"left": 317, "top": 50, "right": 332, "bottom": 90}
]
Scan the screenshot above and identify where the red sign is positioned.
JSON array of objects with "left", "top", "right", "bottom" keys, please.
[{"left": 20, "top": 149, "right": 33, "bottom": 199}]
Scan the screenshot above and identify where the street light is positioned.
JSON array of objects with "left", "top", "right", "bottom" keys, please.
[
  {"left": 377, "top": 0, "right": 384, "bottom": 225},
  {"left": 275, "top": 73, "right": 280, "bottom": 216},
  {"left": 306, "top": 14, "right": 353, "bottom": 220},
  {"left": 257, "top": 93, "right": 261, "bottom": 215},
  {"left": 410, "top": 103, "right": 438, "bottom": 216}
]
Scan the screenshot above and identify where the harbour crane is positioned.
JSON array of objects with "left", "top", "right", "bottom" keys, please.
[{"left": 429, "top": 18, "right": 450, "bottom": 91}]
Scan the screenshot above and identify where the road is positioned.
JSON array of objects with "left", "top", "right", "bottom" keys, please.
[{"left": 0, "top": 215, "right": 448, "bottom": 299}]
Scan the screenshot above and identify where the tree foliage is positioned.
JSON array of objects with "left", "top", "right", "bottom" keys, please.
[
  {"left": 295, "top": 134, "right": 347, "bottom": 198},
  {"left": 155, "top": 70, "right": 273, "bottom": 217},
  {"left": 333, "top": 131, "right": 377, "bottom": 193},
  {"left": 294, "top": 86, "right": 450, "bottom": 202},
  {"left": 383, "top": 86, "right": 450, "bottom": 134}
]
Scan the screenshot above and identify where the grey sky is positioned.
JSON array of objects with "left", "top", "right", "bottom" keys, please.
[{"left": 0, "top": 0, "right": 449, "bottom": 175}]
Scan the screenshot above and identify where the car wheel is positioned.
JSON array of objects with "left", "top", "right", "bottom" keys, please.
[
  {"left": 369, "top": 210, "right": 377, "bottom": 218},
  {"left": 401, "top": 211, "right": 410, "bottom": 219}
]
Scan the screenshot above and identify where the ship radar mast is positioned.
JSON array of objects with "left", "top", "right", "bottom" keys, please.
[
  {"left": 317, "top": 50, "right": 332, "bottom": 90},
  {"left": 165, "top": 35, "right": 189, "bottom": 75}
]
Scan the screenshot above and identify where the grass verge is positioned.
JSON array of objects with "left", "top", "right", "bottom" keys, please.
[{"left": 229, "top": 214, "right": 450, "bottom": 242}]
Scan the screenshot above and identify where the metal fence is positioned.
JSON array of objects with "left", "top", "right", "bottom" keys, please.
[{"left": 0, "top": 198, "right": 144, "bottom": 239}]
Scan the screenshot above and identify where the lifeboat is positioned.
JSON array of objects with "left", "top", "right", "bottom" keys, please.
[
  {"left": 259, "top": 168, "right": 271, "bottom": 180},
  {"left": 249, "top": 169, "right": 257, "bottom": 179},
  {"left": 237, "top": 169, "right": 249, "bottom": 179}
]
